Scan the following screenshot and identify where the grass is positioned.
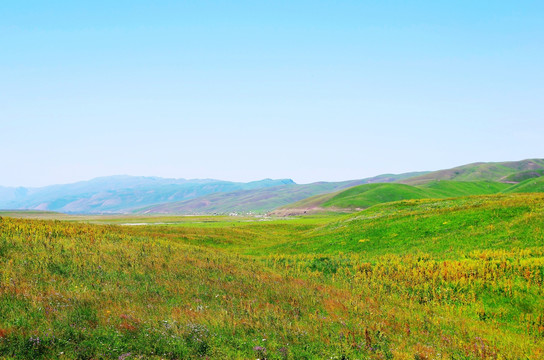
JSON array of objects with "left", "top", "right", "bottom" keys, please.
[
  {"left": 1, "top": 193, "right": 544, "bottom": 358},
  {"left": 401, "top": 158, "right": 544, "bottom": 185},
  {"left": 283, "top": 180, "right": 511, "bottom": 212},
  {"left": 501, "top": 169, "right": 544, "bottom": 183},
  {"left": 321, "top": 183, "right": 429, "bottom": 209},
  {"left": 267, "top": 194, "right": 543, "bottom": 257},
  {"left": 502, "top": 176, "right": 544, "bottom": 194}
]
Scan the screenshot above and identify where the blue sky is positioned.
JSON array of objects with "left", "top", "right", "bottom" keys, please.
[{"left": 1, "top": 1, "right": 543, "bottom": 187}]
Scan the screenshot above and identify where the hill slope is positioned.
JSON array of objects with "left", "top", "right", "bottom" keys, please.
[
  {"left": 400, "top": 158, "right": 544, "bottom": 185},
  {"left": 137, "top": 172, "right": 427, "bottom": 214},
  {"left": 277, "top": 180, "right": 511, "bottom": 214},
  {"left": 501, "top": 169, "right": 544, "bottom": 182},
  {"left": 502, "top": 176, "right": 544, "bottom": 193},
  {"left": 265, "top": 192, "right": 544, "bottom": 256}
]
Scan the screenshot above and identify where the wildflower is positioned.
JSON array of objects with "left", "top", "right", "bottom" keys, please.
[
  {"left": 118, "top": 353, "right": 131, "bottom": 360},
  {"left": 253, "top": 345, "right": 267, "bottom": 355}
]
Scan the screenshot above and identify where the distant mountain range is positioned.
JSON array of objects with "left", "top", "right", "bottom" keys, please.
[
  {"left": 137, "top": 172, "right": 426, "bottom": 215},
  {"left": 0, "top": 172, "right": 425, "bottom": 214},
  {"left": 1, "top": 159, "right": 543, "bottom": 215},
  {"left": 0, "top": 176, "right": 295, "bottom": 213}
]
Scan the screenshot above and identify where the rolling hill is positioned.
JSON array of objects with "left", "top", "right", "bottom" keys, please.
[
  {"left": 264, "top": 192, "right": 544, "bottom": 256},
  {"left": 276, "top": 159, "right": 544, "bottom": 215},
  {"left": 136, "top": 172, "right": 427, "bottom": 214},
  {"left": 501, "top": 169, "right": 544, "bottom": 183},
  {"left": 2, "top": 159, "right": 543, "bottom": 215},
  {"left": 502, "top": 175, "right": 544, "bottom": 193},
  {"left": 400, "top": 158, "right": 544, "bottom": 185},
  {"left": 275, "top": 180, "right": 515, "bottom": 214}
]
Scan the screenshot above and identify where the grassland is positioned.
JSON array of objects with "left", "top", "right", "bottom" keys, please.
[
  {"left": 138, "top": 160, "right": 544, "bottom": 216},
  {"left": 279, "top": 180, "right": 513, "bottom": 213},
  {"left": 501, "top": 170, "right": 544, "bottom": 183},
  {"left": 503, "top": 176, "right": 544, "bottom": 194},
  {"left": 1, "top": 193, "right": 544, "bottom": 358},
  {"left": 400, "top": 159, "right": 544, "bottom": 185}
]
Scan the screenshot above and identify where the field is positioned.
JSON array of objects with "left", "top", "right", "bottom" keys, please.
[
  {"left": 1, "top": 193, "right": 544, "bottom": 358},
  {"left": 279, "top": 178, "right": 543, "bottom": 214}
]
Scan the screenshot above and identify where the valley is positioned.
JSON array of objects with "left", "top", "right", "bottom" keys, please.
[{"left": 1, "top": 159, "right": 544, "bottom": 358}]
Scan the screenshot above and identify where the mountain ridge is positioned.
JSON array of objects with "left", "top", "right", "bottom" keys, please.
[
  {"left": 400, "top": 158, "right": 544, "bottom": 185},
  {"left": 2, "top": 158, "right": 543, "bottom": 215},
  {"left": 136, "top": 172, "right": 427, "bottom": 215},
  {"left": 0, "top": 176, "right": 295, "bottom": 214},
  {"left": 275, "top": 159, "right": 544, "bottom": 215}
]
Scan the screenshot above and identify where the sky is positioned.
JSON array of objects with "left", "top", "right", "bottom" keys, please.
[{"left": 1, "top": 1, "right": 543, "bottom": 187}]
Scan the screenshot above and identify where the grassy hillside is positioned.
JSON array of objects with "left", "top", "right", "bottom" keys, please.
[
  {"left": 501, "top": 169, "right": 544, "bottom": 183},
  {"left": 267, "top": 193, "right": 544, "bottom": 256},
  {"left": 280, "top": 180, "right": 511, "bottom": 213},
  {"left": 276, "top": 159, "right": 544, "bottom": 214},
  {"left": 1, "top": 193, "right": 544, "bottom": 358},
  {"left": 417, "top": 179, "right": 510, "bottom": 197},
  {"left": 321, "top": 183, "right": 429, "bottom": 209},
  {"left": 502, "top": 176, "right": 544, "bottom": 193},
  {"left": 400, "top": 158, "right": 544, "bottom": 185},
  {"left": 137, "top": 172, "right": 426, "bottom": 215}
]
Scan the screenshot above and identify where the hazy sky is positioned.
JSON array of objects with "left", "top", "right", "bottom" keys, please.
[{"left": 1, "top": 1, "right": 543, "bottom": 187}]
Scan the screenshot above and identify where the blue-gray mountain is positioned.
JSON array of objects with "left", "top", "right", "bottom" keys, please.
[
  {"left": 0, "top": 173, "right": 426, "bottom": 214},
  {"left": 3, "top": 159, "right": 542, "bottom": 215},
  {"left": 0, "top": 176, "right": 294, "bottom": 214},
  {"left": 135, "top": 172, "right": 428, "bottom": 215}
]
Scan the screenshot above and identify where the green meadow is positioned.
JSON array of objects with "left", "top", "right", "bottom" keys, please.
[
  {"left": 280, "top": 179, "right": 540, "bottom": 213},
  {"left": 3, "top": 0, "right": 543, "bottom": 356},
  {"left": 1, "top": 192, "right": 544, "bottom": 358}
]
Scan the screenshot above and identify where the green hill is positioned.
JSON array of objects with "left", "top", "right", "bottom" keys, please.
[
  {"left": 400, "top": 158, "right": 544, "bottom": 185},
  {"left": 417, "top": 179, "right": 510, "bottom": 196},
  {"left": 277, "top": 159, "right": 544, "bottom": 215},
  {"left": 321, "top": 183, "right": 429, "bottom": 209},
  {"left": 501, "top": 169, "right": 544, "bottom": 183},
  {"left": 137, "top": 172, "right": 426, "bottom": 214},
  {"left": 264, "top": 192, "right": 544, "bottom": 257},
  {"left": 279, "top": 180, "right": 511, "bottom": 213},
  {"left": 502, "top": 175, "right": 544, "bottom": 193}
]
